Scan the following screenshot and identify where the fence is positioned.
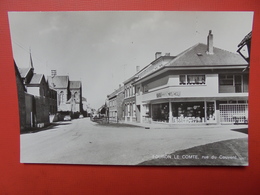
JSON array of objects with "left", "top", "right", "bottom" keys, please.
[{"left": 219, "top": 103, "right": 248, "bottom": 124}]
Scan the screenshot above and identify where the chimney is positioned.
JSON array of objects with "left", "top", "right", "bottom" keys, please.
[
  {"left": 136, "top": 66, "right": 140, "bottom": 72},
  {"left": 155, "top": 52, "right": 162, "bottom": 59},
  {"left": 51, "top": 70, "right": 57, "bottom": 77},
  {"left": 207, "top": 30, "right": 214, "bottom": 55}
]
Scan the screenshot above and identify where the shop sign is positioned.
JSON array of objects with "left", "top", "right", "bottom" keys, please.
[{"left": 156, "top": 91, "right": 181, "bottom": 98}]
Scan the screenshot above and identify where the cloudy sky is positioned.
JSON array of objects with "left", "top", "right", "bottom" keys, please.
[{"left": 8, "top": 11, "right": 254, "bottom": 109}]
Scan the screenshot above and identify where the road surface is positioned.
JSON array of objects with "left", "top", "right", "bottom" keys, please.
[{"left": 21, "top": 117, "right": 248, "bottom": 165}]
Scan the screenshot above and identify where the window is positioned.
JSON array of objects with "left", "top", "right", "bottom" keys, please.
[
  {"left": 133, "top": 102, "right": 136, "bottom": 117},
  {"left": 180, "top": 75, "right": 186, "bottom": 85},
  {"left": 144, "top": 85, "right": 148, "bottom": 92},
  {"left": 219, "top": 75, "right": 234, "bottom": 85},
  {"left": 129, "top": 86, "right": 132, "bottom": 96},
  {"left": 59, "top": 91, "right": 64, "bottom": 105},
  {"left": 187, "top": 75, "right": 205, "bottom": 85},
  {"left": 179, "top": 75, "right": 205, "bottom": 85}
]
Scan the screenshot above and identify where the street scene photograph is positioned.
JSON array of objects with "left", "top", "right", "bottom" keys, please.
[{"left": 8, "top": 11, "right": 253, "bottom": 166}]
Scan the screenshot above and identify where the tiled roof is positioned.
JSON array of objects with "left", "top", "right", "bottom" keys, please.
[
  {"left": 166, "top": 43, "right": 247, "bottom": 67},
  {"left": 107, "top": 85, "right": 124, "bottom": 99},
  {"left": 70, "top": 81, "right": 81, "bottom": 89},
  {"left": 18, "top": 67, "right": 31, "bottom": 78},
  {"left": 29, "top": 74, "right": 44, "bottom": 84},
  {"left": 47, "top": 76, "right": 69, "bottom": 89}
]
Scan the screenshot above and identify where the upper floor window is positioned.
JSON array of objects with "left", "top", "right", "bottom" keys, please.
[
  {"left": 180, "top": 75, "right": 205, "bottom": 85},
  {"left": 59, "top": 91, "right": 65, "bottom": 105},
  {"left": 219, "top": 75, "right": 234, "bottom": 85}
]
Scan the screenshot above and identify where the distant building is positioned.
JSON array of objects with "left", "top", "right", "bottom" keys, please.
[
  {"left": 82, "top": 97, "right": 92, "bottom": 117},
  {"left": 47, "top": 74, "right": 71, "bottom": 112},
  {"left": 47, "top": 70, "right": 83, "bottom": 118},
  {"left": 69, "top": 81, "right": 83, "bottom": 113},
  {"left": 107, "top": 85, "right": 124, "bottom": 122}
]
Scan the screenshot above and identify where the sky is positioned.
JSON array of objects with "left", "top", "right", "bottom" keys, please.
[{"left": 8, "top": 11, "right": 254, "bottom": 109}]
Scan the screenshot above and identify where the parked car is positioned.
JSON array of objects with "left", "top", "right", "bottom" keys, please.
[
  {"left": 64, "top": 115, "right": 71, "bottom": 121},
  {"left": 79, "top": 114, "right": 84, "bottom": 119}
]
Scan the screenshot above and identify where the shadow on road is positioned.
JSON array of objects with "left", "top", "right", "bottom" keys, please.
[
  {"left": 230, "top": 127, "right": 248, "bottom": 134},
  {"left": 21, "top": 122, "right": 72, "bottom": 134},
  {"left": 138, "top": 138, "right": 248, "bottom": 166}
]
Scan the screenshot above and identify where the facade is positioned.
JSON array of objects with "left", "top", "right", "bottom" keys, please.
[
  {"left": 47, "top": 74, "right": 71, "bottom": 112},
  {"left": 14, "top": 61, "right": 26, "bottom": 131},
  {"left": 47, "top": 70, "right": 83, "bottom": 118},
  {"left": 107, "top": 85, "right": 124, "bottom": 122},
  {"left": 26, "top": 73, "right": 57, "bottom": 126},
  {"left": 123, "top": 53, "right": 175, "bottom": 122},
  {"left": 127, "top": 31, "right": 249, "bottom": 125},
  {"left": 16, "top": 54, "right": 58, "bottom": 130},
  {"left": 69, "top": 81, "right": 83, "bottom": 114}
]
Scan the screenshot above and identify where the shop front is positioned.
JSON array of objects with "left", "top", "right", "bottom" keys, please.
[{"left": 147, "top": 100, "right": 217, "bottom": 124}]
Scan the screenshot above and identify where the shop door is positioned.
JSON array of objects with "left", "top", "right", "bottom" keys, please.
[{"left": 206, "top": 102, "right": 216, "bottom": 123}]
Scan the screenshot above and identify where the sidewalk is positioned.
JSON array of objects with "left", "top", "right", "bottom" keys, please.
[{"left": 121, "top": 120, "right": 247, "bottom": 130}]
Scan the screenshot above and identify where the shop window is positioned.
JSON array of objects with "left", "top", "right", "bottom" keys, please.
[{"left": 171, "top": 102, "right": 205, "bottom": 123}]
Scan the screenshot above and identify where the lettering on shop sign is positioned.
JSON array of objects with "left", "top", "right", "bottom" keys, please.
[{"left": 156, "top": 91, "right": 181, "bottom": 98}]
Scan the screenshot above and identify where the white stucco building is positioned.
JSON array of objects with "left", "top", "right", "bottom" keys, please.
[{"left": 124, "top": 31, "right": 249, "bottom": 124}]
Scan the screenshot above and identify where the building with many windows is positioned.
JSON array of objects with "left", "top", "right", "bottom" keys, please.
[{"left": 127, "top": 31, "right": 249, "bottom": 125}]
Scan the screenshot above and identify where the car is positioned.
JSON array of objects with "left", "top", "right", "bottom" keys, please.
[
  {"left": 64, "top": 115, "right": 71, "bottom": 121},
  {"left": 79, "top": 114, "right": 84, "bottom": 119}
]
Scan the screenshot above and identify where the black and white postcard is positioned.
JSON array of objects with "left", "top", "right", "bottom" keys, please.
[{"left": 9, "top": 11, "right": 253, "bottom": 166}]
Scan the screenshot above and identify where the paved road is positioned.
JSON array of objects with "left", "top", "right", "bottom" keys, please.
[{"left": 21, "top": 118, "right": 248, "bottom": 165}]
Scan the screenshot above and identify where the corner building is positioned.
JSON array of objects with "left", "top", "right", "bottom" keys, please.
[{"left": 132, "top": 31, "right": 248, "bottom": 125}]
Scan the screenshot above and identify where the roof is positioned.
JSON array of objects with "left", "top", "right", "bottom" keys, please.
[
  {"left": 238, "top": 32, "right": 252, "bottom": 47},
  {"left": 14, "top": 61, "right": 26, "bottom": 91},
  {"left": 123, "top": 56, "right": 175, "bottom": 84},
  {"left": 107, "top": 85, "right": 124, "bottom": 99},
  {"left": 69, "top": 81, "right": 81, "bottom": 89},
  {"left": 166, "top": 43, "right": 247, "bottom": 67},
  {"left": 29, "top": 74, "right": 44, "bottom": 84},
  {"left": 134, "top": 43, "right": 248, "bottom": 84},
  {"left": 47, "top": 76, "right": 69, "bottom": 89},
  {"left": 18, "top": 67, "right": 31, "bottom": 78}
]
